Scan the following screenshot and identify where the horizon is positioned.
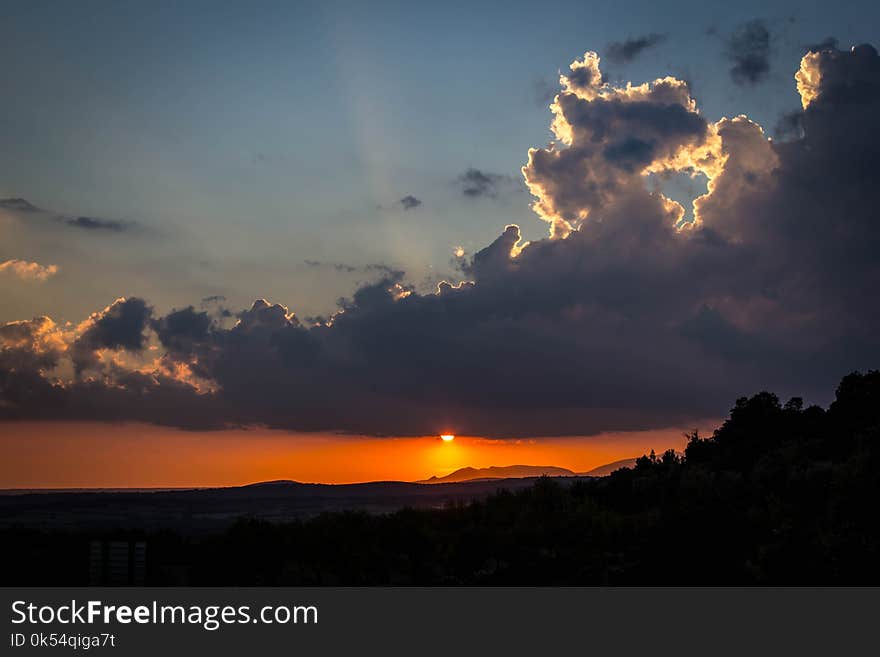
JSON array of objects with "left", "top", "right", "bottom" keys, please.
[
  {"left": 2, "top": 1, "right": 880, "bottom": 488},
  {"left": 0, "top": 421, "right": 700, "bottom": 488},
  {"left": 0, "top": 461, "right": 630, "bottom": 491}
]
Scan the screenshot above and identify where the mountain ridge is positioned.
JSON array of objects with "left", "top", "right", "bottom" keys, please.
[
  {"left": 417, "top": 459, "right": 638, "bottom": 483},
  {"left": 416, "top": 465, "right": 575, "bottom": 483},
  {"left": 579, "top": 458, "right": 638, "bottom": 476}
]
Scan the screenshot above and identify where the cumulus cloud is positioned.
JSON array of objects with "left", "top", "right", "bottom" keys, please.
[
  {"left": 0, "top": 316, "right": 68, "bottom": 370},
  {"left": 795, "top": 44, "right": 880, "bottom": 109},
  {"left": 606, "top": 33, "right": 667, "bottom": 65},
  {"left": 522, "top": 51, "right": 712, "bottom": 238},
  {"left": 725, "top": 20, "right": 772, "bottom": 85},
  {"left": 69, "top": 297, "right": 153, "bottom": 374},
  {"left": 2, "top": 45, "right": 880, "bottom": 437},
  {"left": 0, "top": 259, "right": 58, "bottom": 282},
  {"left": 151, "top": 306, "right": 212, "bottom": 355}
]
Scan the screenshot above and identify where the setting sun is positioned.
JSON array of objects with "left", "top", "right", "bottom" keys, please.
[{"left": 440, "top": 434, "right": 455, "bottom": 442}]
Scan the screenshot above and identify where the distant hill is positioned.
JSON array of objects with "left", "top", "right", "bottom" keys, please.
[
  {"left": 0, "top": 476, "right": 592, "bottom": 532},
  {"left": 418, "top": 459, "right": 640, "bottom": 484},
  {"left": 417, "top": 465, "right": 576, "bottom": 484},
  {"left": 578, "top": 458, "right": 638, "bottom": 476}
]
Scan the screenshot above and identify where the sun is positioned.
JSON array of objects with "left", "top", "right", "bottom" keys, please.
[{"left": 440, "top": 434, "right": 455, "bottom": 442}]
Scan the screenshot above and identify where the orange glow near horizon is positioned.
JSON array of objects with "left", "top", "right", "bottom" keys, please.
[
  {"left": 440, "top": 434, "right": 455, "bottom": 442},
  {"left": 0, "top": 421, "right": 716, "bottom": 489}
]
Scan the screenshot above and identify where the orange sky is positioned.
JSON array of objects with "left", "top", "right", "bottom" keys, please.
[{"left": 0, "top": 420, "right": 715, "bottom": 488}]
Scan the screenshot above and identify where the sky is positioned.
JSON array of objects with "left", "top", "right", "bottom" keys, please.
[
  {"left": 1, "top": 0, "right": 879, "bottom": 485},
  {"left": 0, "top": 422, "right": 693, "bottom": 487}
]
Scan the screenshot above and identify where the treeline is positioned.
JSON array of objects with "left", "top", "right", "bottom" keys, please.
[{"left": 3, "top": 371, "right": 879, "bottom": 584}]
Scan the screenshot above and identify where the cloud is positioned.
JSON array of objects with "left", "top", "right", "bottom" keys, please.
[
  {"left": 0, "top": 196, "right": 137, "bottom": 232},
  {"left": 774, "top": 110, "right": 802, "bottom": 139},
  {"left": 70, "top": 297, "right": 153, "bottom": 374},
  {"left": 77, "top": 298, "right": 153, "bottom": 352},
  {"left": 303, "top": 260, "right": 400, "bottom": 278},
  {"left": 0, "top": 316, "right": 68, "bottom": 375},
  {"left": 151, "top": 306, "right": 213, "bottom": 356},
  {"left": 63, "top": 216, "right": 131, "bottom": 232},
  {"left": 456, "top": 168, "right": 522, "bottom": 199},
  {"left": 795, "top": 44, "right": 880, "bottom": 109},
  {"left": 304, "top": 260, "right": 357, "bottom": 273},
  {"left": 0, "top": 198, "right": 40, "bottom": 212},
  {"left": 0, "top": 259, "right": 58, "bottom": 282},
  {"left": 533, "top": 77, "right": 556, "bottom": 106},
  {"left": 199, "top": 295, "right": 233, "bottom": 319},
  {"left": 804, "top": 37, "right": 838, "bottom": 53},
  {"left": 399, "top": 195, "right": 422, "bottom": 210},
  {"left": 523, "top": 51, "right": 710, "bottom": 238},
  {"left": 606, "top": 33, "right": 667, "bottom": 65},
  {"left": 2, "top": 45, "right": 880, "bottom": 438},
  {"left": 725, "top": 20, "right": 772, "bottom": 85}
]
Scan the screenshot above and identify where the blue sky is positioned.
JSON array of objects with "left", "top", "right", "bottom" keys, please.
[{"left": 1, "top": 0, "right": 877, "bottom": 322}]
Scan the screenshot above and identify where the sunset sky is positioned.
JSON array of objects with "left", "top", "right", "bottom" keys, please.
[
  {"left": 0, "top": 422, "right": 699, "bottom": 487},
  {"left": 2, "top": 1, "right": 879, "bottom": 486}
]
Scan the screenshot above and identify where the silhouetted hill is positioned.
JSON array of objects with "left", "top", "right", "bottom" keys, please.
[
  {"left": 416, "top": 465, "right": 576, "bottom": 483},
  {"left": 240, "top": 479, "right": 302, "bottom": 488},
  {"left": 578, "top": 458, "right": 638, "bottom": 476},
  {"left": 417, "top": 460, "right": 640, "bottom": 482}
]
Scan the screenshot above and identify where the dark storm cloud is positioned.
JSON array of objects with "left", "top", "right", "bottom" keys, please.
[
  {"left": 725, "top": 20, "right": 772, "bottom": 85},
  {"left": 2, "top": 46, "right": 880, "bottom": 438},
  {"left": 399, "top": 195, "right": 422, "bottom": 210},
  {"left": 63, "top": 216, "right": 131, "bottom": 232},
  {"left": 605, "top": 33, "right": 667, "bottom": 65}
]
